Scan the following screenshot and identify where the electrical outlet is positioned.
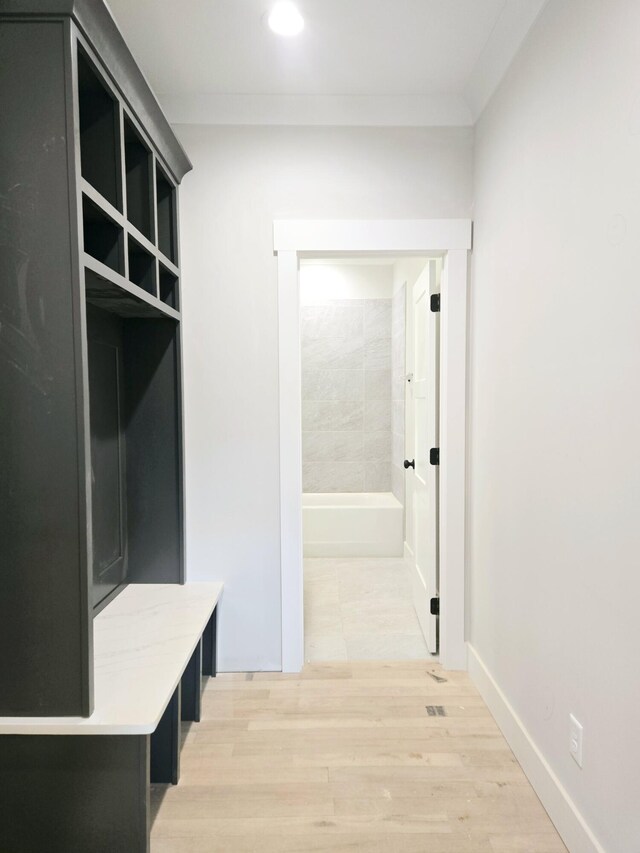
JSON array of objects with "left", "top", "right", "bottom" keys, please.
[{"left": 569, "top": 714, "right": 584, "bottom": 767}]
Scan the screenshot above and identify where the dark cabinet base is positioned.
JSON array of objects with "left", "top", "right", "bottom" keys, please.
[
  {"left": 0, "top": 603, "right": 218, "bottom": 852},
  {"left": 150, "top": 684, "right": 180, "bottom": 785},
  {"left": 0, "top": 734, "right": 150, "bottom": 853},
  {"left": 202, "top": 608, "right": 218, "bottom": 677},
  {"left": 181, "top": 640, "right": 202, "bottom": 723}
]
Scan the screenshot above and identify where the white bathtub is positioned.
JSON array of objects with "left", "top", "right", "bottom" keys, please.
[{"left": 303, "top": 492, "right": 404, "bottom": 558}]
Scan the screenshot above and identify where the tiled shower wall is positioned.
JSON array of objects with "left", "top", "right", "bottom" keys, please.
[
  {"left": 391, "top": 284, "right": 406, "bottom": 503},
  {"left": 301, "top": 299, "right": 392, "bottom": 492}
]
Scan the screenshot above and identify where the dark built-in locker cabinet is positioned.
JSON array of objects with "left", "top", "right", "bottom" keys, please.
[{"left": 0, "top": 0, "right": 192, "bottom": 716}]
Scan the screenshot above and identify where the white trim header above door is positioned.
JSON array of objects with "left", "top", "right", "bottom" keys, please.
[{"left": 274, "top": 219, "right": 472, "bottom": 253}]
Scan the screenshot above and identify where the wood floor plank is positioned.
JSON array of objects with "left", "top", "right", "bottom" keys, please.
[
  {"left": 152, "top": 833, "right": 494, "bottom": 853},
  {"left": 150, "top": 662, "right": 567, "bottom": 853},
  {"left": 189, "top": 726, "right": 503, "bottom": 747},
  {"left": 489, "top": 833, "right": 570, "bottom": 852},
  {"left": 152, "top": 814, "right": 454, "bottom": 837},
  {"left": 175, "top": 767, "right": 330, "bottom": 786}
]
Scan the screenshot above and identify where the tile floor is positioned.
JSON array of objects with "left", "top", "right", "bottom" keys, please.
[{"left": 304, "top": 557, "right": 431, "bottom": 663}]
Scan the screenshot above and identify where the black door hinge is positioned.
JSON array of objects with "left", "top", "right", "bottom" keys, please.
[
  {"left": 430, "top": 293, "right": 441, "bottom": 312},
  {"left": 429, "top": 447, "right": 440, "bottom": 466},
  {"left": 430, "top": 597, "right": 440, "bottom": 616}
]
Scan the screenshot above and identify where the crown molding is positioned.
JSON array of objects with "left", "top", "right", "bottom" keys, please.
[
  {"left": 160, "top": 92, "right": 474, "bottom": 128},
  {"left": 465, "top": 0, "right": 549, "bottom": 121}
]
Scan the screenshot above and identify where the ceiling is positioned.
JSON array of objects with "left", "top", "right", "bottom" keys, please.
[{"left": 106, "top": 0, "right": 547, "bottom": 126}]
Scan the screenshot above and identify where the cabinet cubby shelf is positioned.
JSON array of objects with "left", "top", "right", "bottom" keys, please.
[
  {"left": 81, "top": 180, "right": 180, "bottom": 283},
  {"left": 156, "top": 165, "right": 177, "bottom": 264},
  {"left": 157, "top": 248, "right": 180, "bottom": 278},
  {"left": 124, "top": 117, "right": 153, "bottom": 241},
  {"left": 128, "top": 235, "right": 157, "bottom": 296},
  {"left": 81, "top": 178, "right": 124, "bottom": 227},
  {"left": 84, "top": 253, "right": 180, "bottom": 321},
  {"left": 159, "top": 262, "right": 179, "bottom": 310},
  {"left": 82, "top": 195, "right": 124, "bottom": 275},
  {"left": 78, "top": 49, "right": 121, "bottom": 211},
  {"left": 128, "top": 218, "right": 178, "bottom": 276}
]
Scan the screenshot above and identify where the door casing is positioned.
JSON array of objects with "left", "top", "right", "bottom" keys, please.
[{"left": 274, "top": 219, "right": 471, "bottom": 673}]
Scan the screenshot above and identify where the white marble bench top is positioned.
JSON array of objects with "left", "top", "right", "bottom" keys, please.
[{"left": 0, "top": 582, "right": 223, "bottom": 735}]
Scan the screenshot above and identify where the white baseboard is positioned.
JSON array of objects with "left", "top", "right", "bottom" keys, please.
[{"left": 467, "top": 644, "right": 605, "bottom": 853}]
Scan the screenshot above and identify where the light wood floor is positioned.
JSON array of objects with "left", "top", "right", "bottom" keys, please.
[{"left": 151, "top": 661, "right": 567, "bottom": 853}]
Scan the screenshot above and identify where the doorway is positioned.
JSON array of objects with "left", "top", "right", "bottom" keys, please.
[
  {"left": 299, "top": 258, "right": 434, "bottom": 663},
  {"left": 274, "top": 219, "right": 471, "bottom": 673}
]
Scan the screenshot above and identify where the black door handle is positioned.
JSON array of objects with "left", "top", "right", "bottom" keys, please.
[{"left": 404, "top": 459, "right": 415, "bottom": 470}]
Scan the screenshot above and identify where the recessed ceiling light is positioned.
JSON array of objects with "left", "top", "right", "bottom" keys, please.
[{"left": 268, "top": 1, "right": 304, "bottom": 37}]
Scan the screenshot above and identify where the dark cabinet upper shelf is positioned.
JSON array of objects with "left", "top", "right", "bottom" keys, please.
[
  {"left": 156, "top": 166, "right": 178, "bottom": 264},
  {"left": 159, "top": 263, "right": 179, "bottom": 311},
  {"left": 85, "top": 254, "right": 179, "bottom": 321},
  {"left": 77, "top": 49, "right": 181, "bottom": 320},
  {"left": 128, "top": 236, "right": 157, "bottom": 296},
  {"left": 83, "top": 195, "right": 124, "bottom": 275},
  {"left": 78, "top": 51, "right": 122, "bottom": 211},
  {"left": 125, "top": 117, "right": 154, "bottom": 241}
]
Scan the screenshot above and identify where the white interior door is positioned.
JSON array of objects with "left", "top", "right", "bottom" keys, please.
[{"left": 408, "top": 262, "right": 439, "bottom": 653}]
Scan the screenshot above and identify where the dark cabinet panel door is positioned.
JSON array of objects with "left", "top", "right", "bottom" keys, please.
[{"left": 87, "top": 306, "right": 128, "bottom": 607}]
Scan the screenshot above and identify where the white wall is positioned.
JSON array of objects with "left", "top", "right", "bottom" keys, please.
[
  {"left": 469, "top": 2, "right": 640, "bottom": 850},
  {"left": 300, "top": 263, "right": 393, "bottom": 303},
  {"left": 175, "top": 125, "right": 473, "bottom": 671},
  {"left": 299, "top": 264, "right": 394, "bottom": 495}
]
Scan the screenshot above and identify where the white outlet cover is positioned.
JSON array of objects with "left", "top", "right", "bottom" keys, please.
[{"left": 569, "top": 713, "right": 584, "bottom": 767}]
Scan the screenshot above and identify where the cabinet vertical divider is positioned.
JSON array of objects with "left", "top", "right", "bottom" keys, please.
[
  {"left": 151, "top": 153, "right": 160, "bottom": 248},
  {"left": 151, "top": 154, "right": 160, "bottom": 300},
  {"left": 66, "top": 21, "right": 95, "bottom": 717},
  {"left": 117, "top": 101, "right": 130, "bottom": 281}
]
